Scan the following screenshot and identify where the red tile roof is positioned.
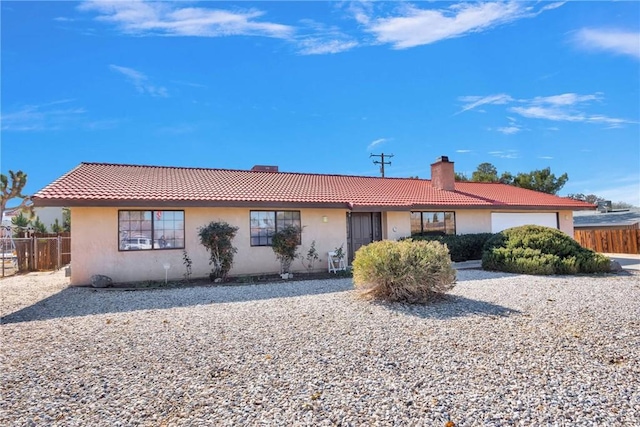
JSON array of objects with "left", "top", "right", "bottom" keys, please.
[{"left": 32, "top": 162, "right": 595, "bottom": 210}]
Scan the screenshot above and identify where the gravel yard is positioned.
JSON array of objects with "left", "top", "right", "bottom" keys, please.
[{"left": 1, "top": 269, "right": 639, "bottom": 426}]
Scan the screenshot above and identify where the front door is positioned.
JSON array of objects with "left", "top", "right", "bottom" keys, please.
[{"left": 347, "top": 212, "right": 382, "bottom": 263}]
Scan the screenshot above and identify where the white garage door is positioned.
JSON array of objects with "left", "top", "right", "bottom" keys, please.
[{"left": 491, "top": 213, "right": 558, "bottom": 233}]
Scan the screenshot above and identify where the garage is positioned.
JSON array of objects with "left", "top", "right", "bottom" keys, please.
[{"left": 491, "top": 212, "right": 558, "bottom": 233}]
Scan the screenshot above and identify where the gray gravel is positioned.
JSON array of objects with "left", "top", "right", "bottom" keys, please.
[{"left": 1, "top": 269, "right": 639, "bottom": 426}]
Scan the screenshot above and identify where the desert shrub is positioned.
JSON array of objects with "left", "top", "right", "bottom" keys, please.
[
  {"left": 482, "top": 225, "right": 610, "bottom": 275},
  {"left": 352, "top": 239, "right": 456, "bottom": 303},
  {"left": 271, "top": 225, "right": 301, "bottom": 274},
  {"left": 408, "top": 233, "right": 493, "bottom": 262},
  {"left": 301, "top": 240, "right": 320, "bottom": 272},
  {"left": 198, "top": 221, "right": 239, "bottom": 280}
]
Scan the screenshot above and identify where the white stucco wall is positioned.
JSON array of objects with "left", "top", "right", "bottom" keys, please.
[
  {"left": 454, "top": 210, "right": 492, "bottom": 234},
  {"left": 383, "top": 211, "right": 412, "bottom": 240},
  {"left": 34, "top": 207, "right": 64, "bottom": 230},
  {"left": 70, "top": 206, "right": 350, "bottom": 286}
]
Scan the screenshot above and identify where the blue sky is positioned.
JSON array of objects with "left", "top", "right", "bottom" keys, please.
[{"left": 2, "top": 1, "right": 639, "bottom": 206}]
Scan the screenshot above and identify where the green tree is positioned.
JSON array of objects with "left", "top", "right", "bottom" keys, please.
[
  {"left": 32, "top": 216, "right": 48, "bottom": 233},
  {"left": 1, "top": 170, "right": 32, "bottom": 222},
  {"left": 62, "top": 208, "right": 71, "bottom": 232},
  {"left": 512, "top": 167, "right": 568, "bottom": 195},
  {"left": 51, "top": 218, "right": 63, "bottom": 234},
  {"left": 468, "top": 163, "right": 568, "bottom": 195},
  {"left": 11, "top": 212, "right": 30, "bottom": 236},
  {"left": 454, "top": 172, "right": 469, "bottom": 182},
  {"left": 498, "top": 171, "right": 514, "bottom": 185},
  {"left": 471, "top": 162, "right": 499, "bottom": 182}
]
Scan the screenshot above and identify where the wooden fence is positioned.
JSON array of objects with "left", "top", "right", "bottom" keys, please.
[
  {"left": 9, "top": 232, "right": 71, "bottom": 273},
  {"left": 574, "top": 229, "right": 640, "bottom": 254}
]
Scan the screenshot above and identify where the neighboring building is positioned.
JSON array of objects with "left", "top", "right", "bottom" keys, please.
[
  {"left": 1, "top": 206, "right": 64, "bottom": 231},
  {"left": 573, "top": 208, "right": 640, "bottom": 231},
  {"left": 32, "top": 156, "right": 595, "bottom": 285}
]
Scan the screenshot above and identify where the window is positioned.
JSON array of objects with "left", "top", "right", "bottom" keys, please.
[
  {"left": 119, "top": 210, "right": 185, "bottom": 251},
  {"left": 250, "top": 210, "right": 301, "bottom": 246},
  {"left": 411, "top": 211, "right": 455, "bottom": 236}
]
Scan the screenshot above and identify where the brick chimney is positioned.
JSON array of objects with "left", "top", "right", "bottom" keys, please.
[{"left": 430, "top": 156, "right": 455, "bottom": 191}]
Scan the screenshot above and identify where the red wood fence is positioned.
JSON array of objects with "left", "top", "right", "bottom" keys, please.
[{"left": 574, "top": 229, "right": 640, "bottom": 254}]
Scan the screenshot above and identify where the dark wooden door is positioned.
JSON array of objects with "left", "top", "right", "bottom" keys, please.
[{"left": 348, "top": 213, "right": 382, "bottom": 263}]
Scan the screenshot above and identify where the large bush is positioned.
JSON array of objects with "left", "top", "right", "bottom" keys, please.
[
  {"left": 408, "top": 233, "right": 493, "bottom": 262},
  {"left": 482, "top": 225, "right": 611, "bottom": 275},
  {"left": 198, "top": 221, "right": 239, "bottom": 280},
  {"left": 352, "top": 240, "right": 456, "bottom": 303}
]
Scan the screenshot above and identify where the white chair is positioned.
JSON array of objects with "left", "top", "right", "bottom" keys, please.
[{"left": 328, "top": 251, "right": 346, "bottom": 273}]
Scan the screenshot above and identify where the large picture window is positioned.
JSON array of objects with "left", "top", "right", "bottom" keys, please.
[
  {"left": 411, "top": 211, "right": 455, "bottom": 236},
  {"left": 250, "top": 210, "right": 301, "bottom": 246},
  {"left": 119, "top": 210, "right": 185, "bottom": 251}
]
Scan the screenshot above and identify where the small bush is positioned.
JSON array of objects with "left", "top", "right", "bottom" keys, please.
[
  {"left": 198, "top": 221, "right": 239, "bottom": 280},
  {"left": 408, "top": 233, "right": 493, "bottom": 262},
  {"left": 482, "top": 225, "right": 610, "bottom": 275},
  {"left": 352, "top": 240, "right": 456, "bottom": 303}
]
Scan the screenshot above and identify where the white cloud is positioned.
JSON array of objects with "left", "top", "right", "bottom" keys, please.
[
  {"left": 79, "top": 1, "right": 357, "bottom": 56},
  {"left": 295, "top": 19, "right": 359, "bottom": 55},
  {"left": 78, "top": 1, "right": 294, "bottom": 39},
  {"left": 171, "top": 80, "right": 207, "bottom": 89},
  {"left": 360, "top": 2, "right": 555, "bottom": 49},
  {"left": 540, "top": 2, "right": 566, "bottom": 12},
  {"left": 458, "top": 91, "right": 635, "bottom": 128},
  {"left": 538, "top": 156, "right": 554, "bottom": 160},
  {"left": 367, "top": 137, "right": 389, "bottom": 151},
  {"left": 456, "top": 149, "right": 472, "bottom": 153},
  {"left": 496, "top": 126, "right": 521, "bottom": 135},
  {"left": 510, "top": 105, "right": 632, "bottom": 127},
  {"left": 573, "top": 28, "right": 640, "bottom": 60},
  {"left": 0, "top": 100, "right": 86, "bottom": 131},
  {"left": 530, "top": 93, "right": 601, "bottom": 106},
  {"left": 297, "top": 38, "right": 358, "bottom": 55},
  {"left": 457, "top": 94, "right": 513, "bottom": 114},
  {"left": 110, "top": 65, "right": 168, "bottom": 97},
  {"left": 488, "top": 150, "right": 519, "bottom": 159}
]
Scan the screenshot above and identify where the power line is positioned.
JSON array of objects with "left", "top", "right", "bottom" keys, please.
[{"left": 370, "top": 153, "right": 394, "bottom": 177}]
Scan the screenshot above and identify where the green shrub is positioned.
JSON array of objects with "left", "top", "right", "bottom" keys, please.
[
  {"left": 482, "top": 225, "right": 610, "bottom": 275},
  {"left": 352, "top": 240, "right": 456, "bottom": 303},
  {"left": 408, "top": 233, "right": 493, "bottom": 262},
  {"left": 271, "top": 226, "right": 301, "bottom": 274},
  {"left": 198, "top": 221, "right": 239, "bottom": 280}
]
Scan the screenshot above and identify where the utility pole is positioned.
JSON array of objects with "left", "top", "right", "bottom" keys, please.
[{"left": 370, "top": 153, "right": 394, "bottom": 177}]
